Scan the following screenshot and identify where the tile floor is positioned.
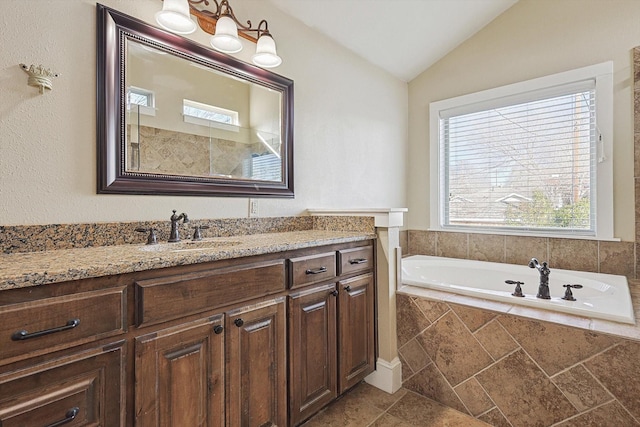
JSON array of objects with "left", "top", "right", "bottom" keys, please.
[{"left": 301, "top": 382, "right": 490, "bottom": 427}]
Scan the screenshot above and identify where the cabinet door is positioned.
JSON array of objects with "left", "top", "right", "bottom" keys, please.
[
  {"left": 0, "top": 341, "right": 125, "bottom": 426},
  {"left": 135, "top": 315, "right": 225, "bottom": 427},
  {"left": 337, "top": 273, "right": 375, "bottom": 394},
  {"left": 226, "top": 297, "right": 287, "bottom": 427},
  {"left": 289, "top": 283, "right": 338, "bottom": 426}
]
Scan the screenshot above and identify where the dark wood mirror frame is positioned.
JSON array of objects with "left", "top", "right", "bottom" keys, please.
[{"left": 96, "top": 4, "right": 294, "bottom": 197}]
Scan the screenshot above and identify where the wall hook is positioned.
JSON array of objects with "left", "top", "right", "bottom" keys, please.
[{"left": 20, "top": 63, "right": 59, "bottom": 94}]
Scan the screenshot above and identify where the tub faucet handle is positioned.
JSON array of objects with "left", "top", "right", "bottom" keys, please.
[
  {"left": 506, "top": 280, "right": 525, "bottom": 297},
  {"left": 561, "top": 284, "right": 583, "bottom": 301}
]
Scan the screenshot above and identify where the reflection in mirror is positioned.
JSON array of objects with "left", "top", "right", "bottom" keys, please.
[
  {"left": 96, "top": 4, "right": 294, "bottom": 197},
  {"left": 126, "top": 39, "right": 282, "bottom": 182}
]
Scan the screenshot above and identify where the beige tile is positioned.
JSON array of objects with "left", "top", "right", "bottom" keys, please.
[
  {"left": 551, "top": 365, "right": 613, "bottom": 412},
  {"left": 436, "top": 232, "right": 468, "bottom": 259},
  {"left": 368, "top": 413, "right": 413, "bottom": 427},
  {"left": 498, "top": 315, "right": 619, "bottom": 376},
  {"left": 636, "top": 133, "right": 640, "bottom": 179},
  {"left": 584, "top": 341, "right": 640, "bottom": 420},
  {"left": 396, "top": 295, "right": 431, "bottom": 347},
  {"left": 417, "top": 311, "right": 493, "bottom": 386},
  {"left": 468, "top": 233, "right": 505, "bottom": 262},
  {"left": 345, "top": 383, "right": 407, "bottom": 412},
  {"left": 635, "top": 90, "right": 640, "bottom": 136},
  {"left": 300, "top": 384, "right": 384, "bottom": 427},
  {"left": 477, "top": 407, "right": 511, "bottom": 427},
  {"left": 549, "top": 238, "right": 598, "bottom": 272},
  {"left": 450, "top": 304, "right": 497, "bottom": 332},
  {"left": 454, "top": 378, "right": 494, "bottom": 416},
  {"left": 407, "top": 230, "right": 435, "bottom": 256},
  {"left": 599, "top": 240, "right": 635, "bottom": 278},
  {"left": 555, "top": 401, "right": 640, "bottom": 427},
  {"left": 412, "top": 298, "right": 450, "bottom": 323},
  {"left": 505, "top": 235, "right": 548, "bottom": 266},
  {"left": 634, "top": 47, "right": 640, "bottom": 92},
  {"left": 402, "top": 363, "right": 467, "bottom": 413},
  {"left": 386, "top": 391, "right": 488, "bottom": 427},
  {"left": 473, "top": 319, "right": 519, "bottom": 360},
  {"left": 398, "top": 353, "right": 414, "bottom": 382},
  {"left": 399, "top": 230, "right": 408, "bottom": 257},
  {"left": 476, "top": 349, "right": 577, "bottom": 426},
  {"left": 398, "top": 338, "right": 430, "bottom": 374}
]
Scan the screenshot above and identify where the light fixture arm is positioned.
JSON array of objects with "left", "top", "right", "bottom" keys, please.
[{"left": 187, "top": 0, "right": 271, "bottom": 43}]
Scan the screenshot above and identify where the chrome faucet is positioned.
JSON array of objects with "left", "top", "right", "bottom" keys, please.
[
  {"left": 168, "top": 210, "right": 189, "bottom": 242},
  {"left": 528, "top": 258, "right": 551, "bottom": 299}
]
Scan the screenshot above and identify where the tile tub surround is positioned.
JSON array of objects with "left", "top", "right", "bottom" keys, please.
[
  {"left": 396, "top": 294, "right": 640, "bottom": 427},
  {"left": 0, "top": 215, "right": 374, "bottom": 254},
  {"left": 406, "top": 230, "right": 637, "bottom": 280}
]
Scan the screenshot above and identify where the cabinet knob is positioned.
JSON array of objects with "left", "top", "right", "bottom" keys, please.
[
  {"left": 234, "top": 318, "right": 244, "bottom": 327},
  {"left": 213, "top": 325, "right": 224, "bottom": 334},
  {"left": 344, "top": 285, "right": 352, "bottom": 292},
  {"left": 330, "top": 290, "right": 339, "bottom": 297}
]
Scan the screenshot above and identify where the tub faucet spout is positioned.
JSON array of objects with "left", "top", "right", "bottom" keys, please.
[{"left": 528, "top": 258, "right": 551, "bottom": 299}]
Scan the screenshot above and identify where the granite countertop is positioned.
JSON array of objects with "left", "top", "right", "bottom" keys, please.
[{"left": 0, "top": 230, "right": 375, "bottom": 291}]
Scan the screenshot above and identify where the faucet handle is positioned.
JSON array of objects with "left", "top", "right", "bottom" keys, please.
[
  {"left": 562, "top": 284, "right": 583, "bottom": 301},
  {"left": 506, "top": 280, "right": 525, "bottom": 297},
  {"left": 192, "top": 225, "right": 210, "bottom": 241},
  {"left": 135, "top": 227, "right": 158, "bottom": 245}
]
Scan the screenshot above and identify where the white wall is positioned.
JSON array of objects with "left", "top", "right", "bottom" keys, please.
[
  {"left": 408, "top": 0, "right": 640, "bottom": 241},
  {"left": 0, "top": 0, "right": 407, "bottom": 225}
]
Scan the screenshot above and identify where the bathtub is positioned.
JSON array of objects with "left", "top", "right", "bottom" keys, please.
[{"left": 400, "top": 255, "right": 635, "bottom": 324}]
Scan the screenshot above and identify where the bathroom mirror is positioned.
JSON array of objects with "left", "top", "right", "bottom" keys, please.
[{"left": 97, "top": 5, "right": 294, "bottom": 197}]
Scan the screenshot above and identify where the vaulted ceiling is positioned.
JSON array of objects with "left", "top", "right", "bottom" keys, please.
[{"left": 270, "top": 0, "right": 518, "bottom": 82}]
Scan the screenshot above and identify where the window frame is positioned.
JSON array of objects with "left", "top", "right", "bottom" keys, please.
[{"left": 429, "top": 62, "right": 614, "bottom": 240}]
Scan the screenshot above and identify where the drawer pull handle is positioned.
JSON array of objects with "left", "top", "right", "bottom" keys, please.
[
  {"left": 11, "top": 319, "right": 80, "bottom": 341},
  {"left": 45, "top": 407, "right": 79, "bottom": 427},
  {"left": 349, "top": 258, "right": 367, "bottom": 265},
  {"left": 344, "top": 285, "right": 352, "bottom": 292},
  {"left": 330, "top": 290, "right": 339, "bottom": 297},
  {"left": 213, "top": 325, "right": 224, "bottom": 335},
  {"left": 305, "top": 267, "right": 327, "bottom": 275},
  {"left": 234, "top": 318, "right": 244, "bottom": 327}
]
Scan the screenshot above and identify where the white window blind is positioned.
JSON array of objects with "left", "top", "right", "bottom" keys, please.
[
  {"left": 430, "top": 62, "right": 614, "bottom": 239},
  {"left": 441, "top": 85, "right": 596, "bottom": 233}
]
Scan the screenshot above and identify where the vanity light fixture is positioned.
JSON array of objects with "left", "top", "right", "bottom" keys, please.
[{"left": 155, "top": 0, "right": 282, "bottom": 68}]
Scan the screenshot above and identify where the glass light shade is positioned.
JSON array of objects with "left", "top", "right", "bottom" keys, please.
[
  {"left": 252, "top": 34, "right": 282, "bottom": 68},
  {"left": 155, "top": 0, "right": 197, "bottom": 34},
  {"left": 210, "top": 15, "right": 243, "bottom": 53}
]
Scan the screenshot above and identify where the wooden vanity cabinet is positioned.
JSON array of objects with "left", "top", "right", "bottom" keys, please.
[
  {"left": 0, "top": 239, "right": 375, "bottom": 427},
  {"left": 0, "top": 283, "right": 127, "bottom": 427},
  {"left": 288, "top": 244, "right": 376, "bottom": 426},
  {"left": 134, "top": 315, "right": 225, "bottom": 427}
]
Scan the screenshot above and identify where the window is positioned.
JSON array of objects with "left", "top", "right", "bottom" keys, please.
[
  {"left": 429, "top": 62, "right": 613, "bottom": 239},
  {"left": 127, "top": 86, "right": 155, "bottom": 116},
  {"left": 183, "top": 99, "right": 239, "bottom": 130}
]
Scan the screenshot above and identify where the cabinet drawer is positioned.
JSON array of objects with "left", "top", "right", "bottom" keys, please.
[
  {"left": 0, "top": 341, "right": 125, "bottom": 426},
  {"left": 135, "top": 260, "right": 286, "bottom": 327},
  {"left": 0, "top": 287, "right": 126, "bottom": 364},
  {"left": 288, "top": 252, "right": 337, "bottom": 289},
  {"left": 338, "top": 246, "right": 374, "bottom": 276}
]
